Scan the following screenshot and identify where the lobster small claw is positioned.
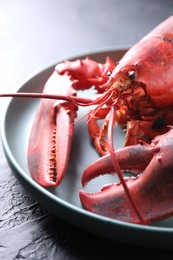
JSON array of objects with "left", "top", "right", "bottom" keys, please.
[{"left": 80, "top": 128, "right": 173, "bottom": 224}]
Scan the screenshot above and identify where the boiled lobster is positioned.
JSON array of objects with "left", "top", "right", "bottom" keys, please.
[{"left": 1, "top": 16, "right": 173, "bottom": 225}]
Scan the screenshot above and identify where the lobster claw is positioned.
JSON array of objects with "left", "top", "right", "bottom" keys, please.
[
  {"left": 27, "top": 71, "right": 78, "bottom": 187},
  {"left": 80, "top": 128, "right": 173, "bottom": 224},
  {"left": 27, "top": 57, "right": 115, "bottom": 187}
]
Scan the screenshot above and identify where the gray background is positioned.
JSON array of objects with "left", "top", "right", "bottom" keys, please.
[{"left": 0, "top": 0, "right": 173, "bottom": 258}]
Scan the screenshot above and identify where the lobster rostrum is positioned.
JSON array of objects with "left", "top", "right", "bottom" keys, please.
[{"left": 1, "top": 16, "right": 173, "bottom": 225}]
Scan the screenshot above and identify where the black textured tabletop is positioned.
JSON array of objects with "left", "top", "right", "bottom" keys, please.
[{"left": 1, "top": 0, "right": 173, "bottom": 259}]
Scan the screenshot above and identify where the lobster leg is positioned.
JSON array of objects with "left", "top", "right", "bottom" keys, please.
[
  {"left": 80, "top": 128, "right": 173, "bottom": 224},
  {"left": 87, "top": 108, "right": 110, "bottom": 156}
]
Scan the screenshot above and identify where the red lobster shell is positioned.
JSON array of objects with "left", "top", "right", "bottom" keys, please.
[{"left": 1, "top": 16, "right": 173, "bottom": 225}]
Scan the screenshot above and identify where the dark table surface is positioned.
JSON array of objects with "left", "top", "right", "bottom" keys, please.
[{"left": 1, "top": 0, "right": 173, "bottom": 259}]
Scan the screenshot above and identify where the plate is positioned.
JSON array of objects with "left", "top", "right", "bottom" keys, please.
[{"left": 1, "top": 48, "right": 173, "bottom": 250}]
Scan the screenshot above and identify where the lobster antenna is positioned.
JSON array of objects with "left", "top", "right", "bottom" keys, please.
[
  {"left": 0, "top": 92, "right": 94, "bottom": 104},
  {"left": 107, "top": 106, "right": 146, "bottom": 224}
]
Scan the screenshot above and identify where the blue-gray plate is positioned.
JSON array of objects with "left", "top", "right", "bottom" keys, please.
[{"left": 1, "top": 48, "right": 173, "bottom": 249}]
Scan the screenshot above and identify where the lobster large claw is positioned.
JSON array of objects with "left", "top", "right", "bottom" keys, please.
[
  {"left": 27, "top": 57, "right": 115, "bottom": 187},
  {"left": 80, "top": 128, "right": 173, "bottom": 224},
  {"left": 27, "top": 71, "right": 78, "bottom": 187}
]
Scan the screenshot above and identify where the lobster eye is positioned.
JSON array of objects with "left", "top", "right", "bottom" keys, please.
[
  {"left": 107, "top": 71, "right": 112, "bottom": 76},
  {"left": 128, "top": 70, "right": 137, "bottom": 80}
]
